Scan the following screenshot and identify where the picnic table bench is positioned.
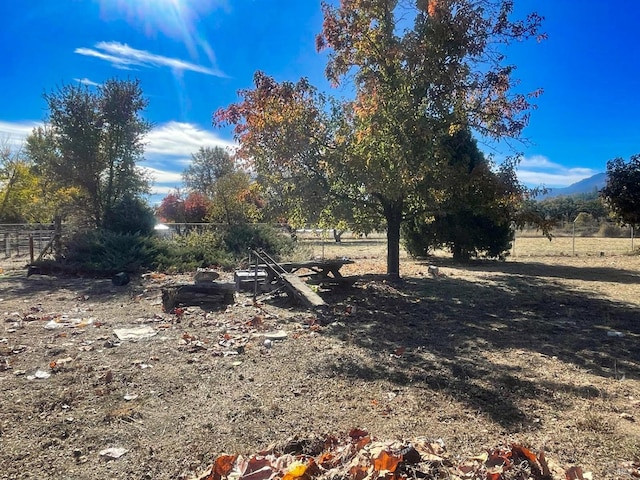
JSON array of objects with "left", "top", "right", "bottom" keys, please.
[{"left": 258, "top": 258, "right": 355, "bottom": 284}]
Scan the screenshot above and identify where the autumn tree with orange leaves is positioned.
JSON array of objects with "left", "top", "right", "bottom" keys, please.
[{"left": 215, "top": 0, "right": 544, "bottom": 277}]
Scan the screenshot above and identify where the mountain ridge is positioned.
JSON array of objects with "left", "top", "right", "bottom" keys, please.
[{"left": 535, "top": 172, "right": 607, "bottom": 199}]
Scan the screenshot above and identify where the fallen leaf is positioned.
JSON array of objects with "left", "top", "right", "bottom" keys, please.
[
  {"left": 208, "top": 454, "right": 237, "bottom": 480},
  {"left": 282, "top": 462, "right": 307, "bottom": 480},
  {"left": 373, "top": 451, "right": 402, "bottom": 473}
]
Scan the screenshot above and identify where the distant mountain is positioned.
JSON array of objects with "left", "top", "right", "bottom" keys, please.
[{"left": 536, "top": 172, "right": 607, "bottom": 199}]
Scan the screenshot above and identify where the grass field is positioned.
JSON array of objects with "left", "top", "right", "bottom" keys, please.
[{"left": 294, "top": 230, "right": 638, "bottom": 261}]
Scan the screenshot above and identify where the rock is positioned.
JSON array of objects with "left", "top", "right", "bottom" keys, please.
[
  {"left": 112, "top": 272, "right": 130, "bottom": 286},
  {"left": 99, "top": 447, "right": 128, "bottom": 460},
  {"left": 194, "top": 269, "right": 220, "bottom": 283}
]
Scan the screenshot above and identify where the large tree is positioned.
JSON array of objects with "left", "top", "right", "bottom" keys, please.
[
  {"left": 216, "top": 0, "right": 543, "bottom": 277},
  {"left": 601, "top": 154, "right": 640, "bottom": 228},
  {"left": 26, "top": 78, "right": 151, "bottom": 227}
]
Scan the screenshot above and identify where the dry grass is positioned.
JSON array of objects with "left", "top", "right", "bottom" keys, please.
[{"left": 1, "top": 236, "right": 639, "bottom": 479}]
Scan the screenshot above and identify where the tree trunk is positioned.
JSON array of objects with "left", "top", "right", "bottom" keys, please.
[{"left": 382, "top": 198, "right": 403, "bottom": 279}]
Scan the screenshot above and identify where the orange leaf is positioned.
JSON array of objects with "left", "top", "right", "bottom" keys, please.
[
  {"left": 393, "top": 347, "right": 405, "bottom": 357},
  {"left": 209, "top": 454, "right": 237, "bottom": 480},
  {"left": 511, "top": 444, "right": 537, "bottom": 465},
  {"left": 318, "top": 452, "right": 336, "bottom": 468},
  {"left": 373, "top": 451, "right": 402, "bottom": 473},
  {"left": 355, "top": 436, "right": 371, "bottom": 451}
]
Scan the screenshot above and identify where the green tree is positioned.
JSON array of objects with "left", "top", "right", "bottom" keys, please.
[
  {"left": 29, "top": 78, "right": 151, "bottom": 227},
  {"left": 207, "top": 171, "right": 262, "bottom": 226},
  {"left": 182, "top": 146, "right": 235, "bottom": 196},
  {"left": 403, "top": 129, "right": 525, "bottom": 260},
  {"left": 216, "top": 0, "right": 543, "bottom": 277},
  {"left": 601, "top": 154, "right": 640, "bottom": 227}
]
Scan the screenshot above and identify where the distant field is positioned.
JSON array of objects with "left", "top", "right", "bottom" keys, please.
[
  {"left": 512, "top": 234, "right": 636, "bottom": 257},
  {"left": 295, "top": 230, "right": 638, "bottom": 260}
]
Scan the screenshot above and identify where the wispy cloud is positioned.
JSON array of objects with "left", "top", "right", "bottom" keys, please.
[
  {"left": 75, "top": 41, "right": 226, "bottom": 77},
  {"left": 144, "top": 121, "right": 235, "bottom": 158},
  {"left": 517, "top": 154, "right": 599, "bottom": 187},
  {"left": 142, "top": 121, "right": 236, "bottom": 200},
  {"left": 0, "top": 120, "right": 41, "bottom": 147},
  {"left": 74, "top": 77, "right": 101, "bottom": 87}
]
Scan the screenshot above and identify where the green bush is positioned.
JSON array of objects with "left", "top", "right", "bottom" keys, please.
[
  {"left": 222, "top": 224, "right": 295, "bottom": 259},
  {"left": 103, "top": 197, "right": 156, "bottom": 236},
  {"left": 152, "top": 230, "right": 234, "bottom": 273},
  {"left": 403, "top": 211, "right": 513, "bottom": 261},
  {"left": 59, "top": 229, "right": 158, "bottom": 274},
  {"left": 32, "top": 223, "right": 297, "bottom": 276}
]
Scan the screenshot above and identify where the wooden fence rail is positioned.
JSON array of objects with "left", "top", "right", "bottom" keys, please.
[{"left": 1, "top": 224, "right": 57, "bottom": 262}]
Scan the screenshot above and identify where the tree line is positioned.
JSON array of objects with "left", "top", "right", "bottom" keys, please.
[{"left": 2, "top": 0, "right": 638, "bottom": 276}]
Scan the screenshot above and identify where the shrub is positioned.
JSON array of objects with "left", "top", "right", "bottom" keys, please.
[
  {"left": 152, "top": 230, "right": 234, "bottom": 273},
  {"left": 103, "top": 197, "right": 156, "bottom": 236},
  {"left": 222, "top": 224, "right": 295, "bottom": 259},
  {"left": 59, "top": 229, "right": 158, "bottom": 274},
  {"left": 403, "top": 212, "right": 513, "bottom": 261}
]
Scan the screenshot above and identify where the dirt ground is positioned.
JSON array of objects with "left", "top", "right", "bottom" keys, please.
[{"left": 1, "top": 240, "right": 640, "bottom": 479}]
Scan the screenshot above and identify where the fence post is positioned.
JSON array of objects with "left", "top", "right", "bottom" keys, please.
[{"left": 29, "top": 234, "right": 34, "bottom": 263}]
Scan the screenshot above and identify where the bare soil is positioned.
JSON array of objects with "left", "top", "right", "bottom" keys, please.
[{"left": 1, "top": 240, "right": 640, "bottom": 479}]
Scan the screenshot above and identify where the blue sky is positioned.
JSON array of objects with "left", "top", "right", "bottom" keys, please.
[{"left": 1, "top": 0, "right": 639, "bottom": 202}]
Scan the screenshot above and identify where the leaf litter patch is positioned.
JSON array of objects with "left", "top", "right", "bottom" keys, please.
[{"left": 192, "top": 429, "right": 593, "bottom": 480}]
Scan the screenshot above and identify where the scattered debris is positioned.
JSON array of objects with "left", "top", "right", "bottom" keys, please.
[
  {"left": 27, "top": 369, "right": 51, "bottom": 380},
  {"left": 113, "top": 326, "right": 157, "bottom": 341},
  {"left": 99, "top": 447, "right": 128, "bottom": 460},
  {"left": 253, "top": 330, "right": 288, "bottom": 341}
]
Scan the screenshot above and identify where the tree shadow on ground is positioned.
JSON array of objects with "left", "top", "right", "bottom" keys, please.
[
  {"left": 318, "top": 263, "right": 640, "bottom": 429},
  {"left": 422, "top": 257, "right": 640, "bottom": 284},
  {"left": 0, "top": 271, "right": 117, "bottom": 297}
]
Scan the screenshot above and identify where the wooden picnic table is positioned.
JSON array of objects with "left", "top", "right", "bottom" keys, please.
[{"left": 257, "top": 258, "right": 355, "bottom": 284}]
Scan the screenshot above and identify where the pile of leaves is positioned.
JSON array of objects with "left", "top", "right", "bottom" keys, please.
[{"left": 192, "top": 429, "right": 590, "bottom": 480}]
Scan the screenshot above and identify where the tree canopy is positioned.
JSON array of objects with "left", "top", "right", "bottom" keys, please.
[
  {"left": 215, "top": 0, "right": 544, "bottom": 277},
  {"left": 601, "top": 154, "right": 640, "bottom": 227},
  {"left": 25, "top": 78, "right": 151, "bottom": 227},
  {"left": 182, "top": 146, "right": 235, "bottom": 197}
]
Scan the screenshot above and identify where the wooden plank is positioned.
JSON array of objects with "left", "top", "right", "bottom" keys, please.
[{"left": 281, "top": 273, "right": 326, "bottom": 308}]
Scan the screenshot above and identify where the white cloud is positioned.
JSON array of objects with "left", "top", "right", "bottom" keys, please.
[
  {"left": 74, "top": 77, "right": 100, "bottom": 87},
  {"left": 142, "top": 166, "right": 183, "bottom": 184},
  {"left": 141, "top": 122, "right": 236, "bottom": 200},
  {"left": 516, "top": 154, "right": 598, "bottom": 187},
  {"left": 144, "top": 121, "right": 236, "bottom": 158},
  {"left": 75, "top": 41, "right": 226, "bottom": 77},
  {"left": 0, "top": 120, "right": 41, "bottom": 146}
]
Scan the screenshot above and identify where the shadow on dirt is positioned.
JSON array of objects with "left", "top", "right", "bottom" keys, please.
[
  {"left": 0, "top": 270, "right": 140, "bottom": 302},
  {"left": 425, "top": 257, "right": 640, "bottom": 284},
  {"left": 316, "top": 260, "right": 640, "bottom": 430}
]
